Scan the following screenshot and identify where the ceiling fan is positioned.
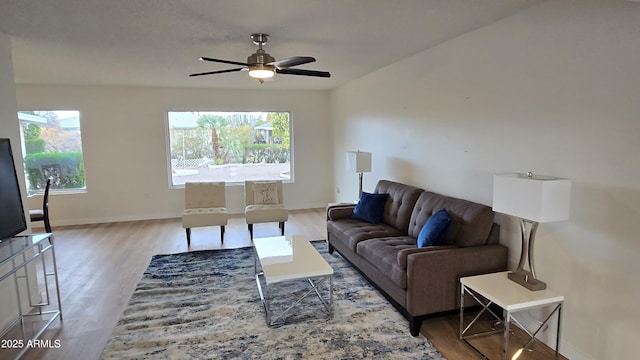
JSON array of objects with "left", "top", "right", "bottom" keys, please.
[{"left": 189, "top": 33, "right": 331, "bottom": 83}]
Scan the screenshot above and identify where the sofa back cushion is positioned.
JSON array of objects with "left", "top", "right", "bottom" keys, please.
[
  {"left": 408, "top": 191, "right": 495, "bottom": 247},
  {"left": 374, "top": 180, "right": 423, "bottom": 233}
]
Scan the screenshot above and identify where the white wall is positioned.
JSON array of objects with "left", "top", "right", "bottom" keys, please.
[
  {"left": 0, "top": 36, "right": 29, "bottom": 230},
  {"left": 0, "top": 31, "right": 37, "bottom": 334},
  {"left": 331, "top": 1, "right": 640, "bottom": 359},
  {"left": 15, "top": 85, "right": 333, "bottom": 225}
]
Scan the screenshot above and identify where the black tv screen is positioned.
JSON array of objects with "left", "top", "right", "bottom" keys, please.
[{"left": 0, "top": 138, "right": 27, "bottom": 240}]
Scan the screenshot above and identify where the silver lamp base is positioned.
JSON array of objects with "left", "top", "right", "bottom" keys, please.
[
  {"left": 508, "top": 270, "right": 547, "bottom": 291},
  {"left": 507, "top": 219, "right": 548, "bottom": 291}
]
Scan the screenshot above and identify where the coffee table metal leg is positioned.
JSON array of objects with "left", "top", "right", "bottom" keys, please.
[
  {"left": 256, "top": 274, "right": 333, "bottom": 327},
  {"left": 308, "top": 276, "right": 333, "bottom": 315},
  {"left": 330, "top": 276, "right": 333, "bottom": 312},
  {"left": 255, "top": 272, "right": 272, "bottom": 325},
  {"left": 504, "top": 309, "right": 510, "bottom": 360}
]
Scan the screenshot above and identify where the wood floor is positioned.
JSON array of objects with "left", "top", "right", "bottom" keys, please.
[{"left": 9, "top": 208, "right": 566, "bottom": 360}]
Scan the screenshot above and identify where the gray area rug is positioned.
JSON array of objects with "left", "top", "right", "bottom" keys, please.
[{"left": 101, "top": 241, "right": 446, "bottom": 359}]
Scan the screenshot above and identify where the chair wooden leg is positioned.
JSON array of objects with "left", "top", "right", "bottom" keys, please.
[
  {"left": 279, "top": 221, "right": 285, "bottom": 235},
  {"left": 221, "top": 226, "right": 225, "bottom": 244},
  {"left": 248, "top": 224, "right": 253, "bottom": 240},
  {"left": 186, "top": 228, "right": 191, "bottom": 246}
]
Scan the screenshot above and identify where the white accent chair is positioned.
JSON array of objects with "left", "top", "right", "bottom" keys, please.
[
  {"left": 182, "top": 182, "right": 228, "bottom": 246},
  {"left": 244, "top": 180, "right": 288, "bottom": 240}
]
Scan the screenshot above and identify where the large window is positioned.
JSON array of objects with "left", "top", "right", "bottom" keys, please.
[
  {"left": 17, "top": 110, "right": 86, "bottom": 194},
  {"left": 167, "top": 111, "right": 291, "bottom": 186}
]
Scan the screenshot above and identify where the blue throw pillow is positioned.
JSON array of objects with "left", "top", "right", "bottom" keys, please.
[
  {"left": 417, "top": 208, "right": 452, "bottom": 247},
  {"left": 351, "top": 192, "right": 389, "bottom": 224}
]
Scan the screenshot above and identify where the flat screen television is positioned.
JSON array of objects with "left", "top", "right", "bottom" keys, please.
[{"left": 0, "top": 138, "right": 27, "bottom": 240}]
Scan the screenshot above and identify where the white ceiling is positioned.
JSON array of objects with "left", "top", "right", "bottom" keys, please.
[{"left": 0, "top": 0, "right": 541, "bottom": 90}]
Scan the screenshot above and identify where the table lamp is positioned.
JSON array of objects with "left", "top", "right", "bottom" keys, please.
[
  {"left": 492, "top": 172, "right": 571, "bottom": 291},
  {"left": 346, "top": 150, "right": 372, "bottom": 198}
]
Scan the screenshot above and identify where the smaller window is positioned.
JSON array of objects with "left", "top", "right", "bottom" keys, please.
[{"left": 18, "top": 110, "right": 86, "bottom": 194}]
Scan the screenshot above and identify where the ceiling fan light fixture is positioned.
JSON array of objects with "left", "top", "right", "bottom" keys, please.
[
  {"left": 190, "top": 33, "right": 330, "bottom": 81},
  {"left": 248, "top": 65, "right": 275, "bottom": 79}
]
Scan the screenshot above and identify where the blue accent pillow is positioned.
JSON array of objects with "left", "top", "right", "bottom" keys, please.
[
  {"left": 417, "top": 208, "right": 452, "bottom": 247},
  {"left": 351, "top": 192, "right": 389, "bottom": 224}
]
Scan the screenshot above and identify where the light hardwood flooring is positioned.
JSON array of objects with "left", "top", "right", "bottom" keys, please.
[{"left": 12, "top": 208, "right": 566, "bottom": 360}]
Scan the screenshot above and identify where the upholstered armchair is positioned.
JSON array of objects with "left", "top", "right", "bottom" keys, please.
[
  {"left": 182, "top": 182, "right": 228, "bottom": 246},
  {"left": 244, "top": 180, "right": 288, "bottom": 240}
]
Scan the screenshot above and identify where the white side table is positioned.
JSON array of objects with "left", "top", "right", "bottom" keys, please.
[{"left": 460, "top": 271, "right": 563, "bottom": 359}]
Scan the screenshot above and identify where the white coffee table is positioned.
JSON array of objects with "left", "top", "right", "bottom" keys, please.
[{"left": 253, "top": 235, "right": 334, "bottom": 326}]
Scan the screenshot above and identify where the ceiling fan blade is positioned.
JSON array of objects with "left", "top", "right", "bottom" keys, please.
[
  {"left": 276, "top": 68, "right": 331, "bottom": 78},
  {"left": 189, "top": 67, "right": 246, "bottom": 77},
  {"left": 269, "top": 56, "right": 316, "bottom": 69},
  {"left": 199, "top": 57, "right": 248, "bottom": 66}
]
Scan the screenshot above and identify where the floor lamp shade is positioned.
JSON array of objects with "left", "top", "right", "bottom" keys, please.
[
  {"left": 346, "top": 151, "right": 372, "bottom": 198},
  {"left": 492, "top": 173, "right": 571, "bottom": 291}
]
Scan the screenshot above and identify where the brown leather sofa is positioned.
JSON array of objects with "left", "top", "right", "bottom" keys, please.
[{"left": 327, "top": 180, "right": 508, "bottom": 336}]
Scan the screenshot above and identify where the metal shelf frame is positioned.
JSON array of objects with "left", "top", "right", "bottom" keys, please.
[{"left": 0, "top": 234, "right": 63, "bottom": 360}]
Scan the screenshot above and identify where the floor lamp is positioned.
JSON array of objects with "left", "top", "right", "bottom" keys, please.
[
  {"left": 346, "top": 151, "right": 372, "bottom": 199},
  {"left": 492, "top": 172, "right": 571, "bottom": 291}
]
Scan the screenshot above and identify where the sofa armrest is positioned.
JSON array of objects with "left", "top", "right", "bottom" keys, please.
[
  {"left": 404, "top": 244, "right": 508, "bottom": 316},
  {"left": 327, "top": 204, "right": 356, "bottom": 221}
]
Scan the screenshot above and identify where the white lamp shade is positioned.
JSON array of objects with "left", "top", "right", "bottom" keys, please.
[
  {"left": 346, "top": 151, "right": 372, "bottom": 173},
  {"left": 492, "top": 173, "right": 571, "bottom": 223}
]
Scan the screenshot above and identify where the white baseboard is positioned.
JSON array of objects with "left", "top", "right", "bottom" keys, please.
[{"left": 42, "top": 203, "right": 328, "bottom": 227}]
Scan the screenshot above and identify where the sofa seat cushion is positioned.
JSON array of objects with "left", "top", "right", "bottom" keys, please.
[
  {"left": 328, "top": 219, "right": 404, "bottom": 252},
  {"left": 356, "top": 237, "right": 417, "bottom": 289},
  {"left": 245, "top": 204, "right": 288, "bottom": 224},
  {"left": 355, "top": 237, "right": 460, "bottom": 289},
  {"left": 182, "top": 207, "right": 228, "bottom": 228}
]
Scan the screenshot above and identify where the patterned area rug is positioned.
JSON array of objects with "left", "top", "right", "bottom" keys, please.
[{"left": 101, "top": 241, "right": 446, "bottom": 359}]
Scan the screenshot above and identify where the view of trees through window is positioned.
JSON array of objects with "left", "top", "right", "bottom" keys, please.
[
  {"left": 17, "top": 110, "right": 85, "bottom": 193},
  {"left": 167, "top": 111, "right": 291, "bottom": 186}
]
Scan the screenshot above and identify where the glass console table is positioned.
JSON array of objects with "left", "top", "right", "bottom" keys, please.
[{"left": 0, "top": 234, "right": 63, "bottom": 359}]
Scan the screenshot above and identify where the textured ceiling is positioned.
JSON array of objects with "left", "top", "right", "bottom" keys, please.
[{"left": 0, "top": 0, "right": 541, "bottom": 90}]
